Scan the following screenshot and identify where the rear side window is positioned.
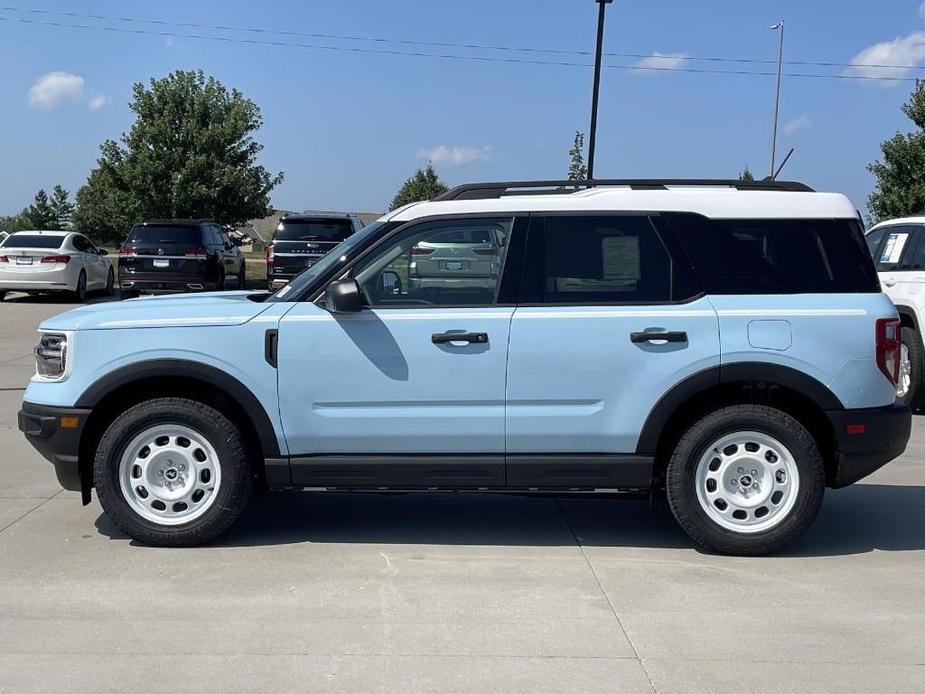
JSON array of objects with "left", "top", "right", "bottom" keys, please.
[
  {"left": 1, "top": 234, "right": 64, "bottom": 249},
  {"left": 666, "top": 214, "right": 880, "bottom": 294},
  {"left": 275, "top": 219, "right": 353, "bottom": 242},
  {"left": 127, "top": 225, "right": 201, "bottom": 245},
  {"left": 526, "top": 215, "right": 701, "bottom": 304},
  {"left": 874, "top": 226, "right": 915, "bottom": 271}
]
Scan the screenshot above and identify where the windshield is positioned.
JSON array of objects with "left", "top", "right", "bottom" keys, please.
[
  {"left": 1, "top": 234, "right": 65, "bottom": 249},
  {"left": 275, "top": 219, "right": 353, "bottom": 242},
  {"left": 127, "top": 225, "right": 200, "bottom": 245},
  {"left": 267, "top": 221, "right": 386, "bottom": 302}
]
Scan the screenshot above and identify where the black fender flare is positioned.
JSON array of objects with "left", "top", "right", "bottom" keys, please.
[
  {"left": 76, "top": 359, "right": 281, "bottom": 456},
  {"left": 894, "top": 304, "right": 919, "bottom": 330},
  {"left": 636, "top": 362, "right": 842, "bottom": 455}
]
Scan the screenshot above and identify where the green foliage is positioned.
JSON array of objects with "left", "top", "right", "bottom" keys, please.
[
  {"left": 389, "top": 163, "right": 448, "bottom": 211},
  {"left": 50, "top": 185, "right": 74, "bottom": 230},
  {"left": 73, "top": 69, "right": 283, "bottom": 244},
  {"left": 27, "top": 189, "right": 56, "bottom": 229},
  {"left": 868, "top": 81, "right": 925, "bottom": 222},
  {"left": 568, "top": 131, "right": 588, "bottom": 181},
  {"left": 739, "top": 166, "right": 755, "bottom": 182},
  {"left": 1, "top": 185, "right": 75, "bottom": 232}
]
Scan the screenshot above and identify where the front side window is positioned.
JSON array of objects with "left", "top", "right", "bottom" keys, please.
[
  {"left": 352, "top": 218, "right": 514, "bottom": 307},
  {"left": 72, "top": 235, "right": 91, "bottom": 253},
  {"left": 535, "top": 215, "right": 698, "bottom": 304}
]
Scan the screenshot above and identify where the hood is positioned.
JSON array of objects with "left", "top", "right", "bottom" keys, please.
[{"left": 40, "top": 291, "right": 275, "bottom": 331}]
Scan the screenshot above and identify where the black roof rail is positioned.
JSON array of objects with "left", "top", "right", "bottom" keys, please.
[{"left": 434, "top": 179, "right": 814, "bottom": 201}]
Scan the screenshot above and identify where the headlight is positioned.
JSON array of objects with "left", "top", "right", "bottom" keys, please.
[{"left": 35, "top": 332, "right": 69, "bottom": 380}]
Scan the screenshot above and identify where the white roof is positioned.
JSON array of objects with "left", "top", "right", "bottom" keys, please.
[
  {"left": 868, "top": 216, "right": 925, "bottom": 230},
  {"left": 9, "top": 230, "right": 72, "bottom": 236},
  {"left": 383, "top": 186, "right": 858, "bottom": 223}
]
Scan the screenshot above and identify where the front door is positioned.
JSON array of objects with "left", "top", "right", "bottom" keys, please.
[
  {"left": 276, "top": 215, "right": 523, "bottom": 488},
  {"left": 504, "top": 214, "right": 720, "bottom": 488}
]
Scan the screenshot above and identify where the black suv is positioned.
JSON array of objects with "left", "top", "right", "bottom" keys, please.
[
  {"left": 119, "top": 220, "right": 245, "bottom": 296},
  {"left": 267, "top": 213, "right": 363, "bottom": 290}
]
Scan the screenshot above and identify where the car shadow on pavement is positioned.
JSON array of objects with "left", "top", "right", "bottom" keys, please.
[
  {"left": 94, "top": 483, "right": 925, "bottom": 556},
  {"left": 3, "top": 290, "right": 121, "bottom": 305}
]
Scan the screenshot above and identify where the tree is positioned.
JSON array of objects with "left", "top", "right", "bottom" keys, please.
[
  {"left": 50, "top": 185, "right": 74, "bottom": 230},
  {"left": 73, "top": 69, "right": 283, "bottom": 244},
  {"left": 389, "top": 163, "right": 448, "bottom": 211},
  {"left": 868, "top": 80, "right": 925, "bottom": 222},
  {"left": 739, "top": 166, "right": 755, "bottom": 182},
  {"left": 26, "top": 189, "right": 56, "bottom": 229},
  {"left": 568, "top": 131, "right": 588, "bottom": 181}
]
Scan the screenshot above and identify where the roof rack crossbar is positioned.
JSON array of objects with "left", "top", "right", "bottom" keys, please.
[{"left": 434, "top": 179, "right": 814, "bottom": 201}]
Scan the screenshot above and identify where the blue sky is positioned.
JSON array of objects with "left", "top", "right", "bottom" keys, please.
[{"left": 1, "top": 0, "right": 925, "bottom": 217}]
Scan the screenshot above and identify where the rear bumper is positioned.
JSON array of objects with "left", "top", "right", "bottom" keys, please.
[
  {"left": 18, "top": 402, "right": 90, "bottom": 496},
  {"left": 119, "top": 272, "right": 212, "bottom": 293},
  {"left": 827, "top": 403, "right": 911, "bottom": 487}
]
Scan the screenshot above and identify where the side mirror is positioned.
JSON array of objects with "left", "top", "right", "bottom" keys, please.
[
  {"left": 324, "top": 278, "right": 364, "bottom": 313},
  {"left": 98, "top": 248, "right": 109, "bottom": 255}
]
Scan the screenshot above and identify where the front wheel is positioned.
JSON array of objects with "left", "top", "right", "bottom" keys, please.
[
  {"left": 105, "top": 267, "right": 115, "bottom": 295},
  {"left": 93, "top": 398, "right": 253, "bottom": 546},
  {"left": 665, "top": 405, "right": 825, "bottom": 556}
]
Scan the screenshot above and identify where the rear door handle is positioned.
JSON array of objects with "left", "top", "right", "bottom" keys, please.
[
  {"left": 630, "top": 331, "right": 688, "bottom": 344},
  {"left": 432, "top": 332, "right": 489, "bottom": 345}
]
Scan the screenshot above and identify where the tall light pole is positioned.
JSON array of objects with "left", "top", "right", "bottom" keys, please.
[
  {"left": 769, "top": 20, "right": 785, "bottom": 178},
  {"left": 586, "top": 0, "right": 613, "bottom": 181}
]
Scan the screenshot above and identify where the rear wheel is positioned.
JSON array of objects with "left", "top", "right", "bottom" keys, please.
[
  {"left": 238, "top": 262, "right": 246, "bottom": 290},
  {"left": 105, "top": 267, "right": 115, "bottom": 295},
  {"left": 216, "top": 268, "right": 226, "bottom": 291},
  {"left": 93, "top": 398, "right": 253, "bottom": 546},
  {"left": 898, "top": 326, "right": 925, "bottom": 412},
  {"left": 73, "top": 271, "right": 87, "bottom": 302},
  {"left": 666, "top": 405, "right": 825, "bottom": 556}
]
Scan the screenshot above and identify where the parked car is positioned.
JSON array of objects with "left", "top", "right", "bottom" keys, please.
[
  {"left": 0, "top": 231, "right": 8, "bottom": 246},
  {"left": 266, "top": 213, "right": 363, "bottom": 291},
  {"left": 865, "top": 216, "right": 925, "bottom": 410},
  {"left": 0, "top": 230, "right": 114, "bottom": 302},
  {"left": 118, "top": 219, "right": 244, "bottom": 296},
  {"left": 18, "top": 179, "right": 910, "bottom": 555}
]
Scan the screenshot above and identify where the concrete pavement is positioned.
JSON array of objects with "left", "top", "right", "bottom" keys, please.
[{"left": 0, "top": 291, "right": 923, "bottom": 693}]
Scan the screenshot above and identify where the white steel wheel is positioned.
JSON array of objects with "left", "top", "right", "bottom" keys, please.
[
  {"left": 897, "top": 343, "right": 912, "bottom": 399},
  {"left": 118, "top": 424, "right": 222, "bottom": 526},
  {"left": 694, "top": 431, "right": 799, "bottom": 534}
]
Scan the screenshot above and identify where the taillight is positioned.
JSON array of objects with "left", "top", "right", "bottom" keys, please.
[
  {"left": 266, "top": 244, "right": 274, "bottom": 264},
  {"left": 119, "top": 246, "right": 136, "bottom": 256},
  {"left": 409, "top": 246, "right": 434, "bottom": 255},
  {"left": 876, "top": 317, "right": 901, "bottom": 386},
  {"left": 185, "top": 247, "right": 207, "bottom": 259},
  {"left": 40, "top": 255, "right": 71, "bottom": 264},
  {"left": 474, "top": 246, "right": 500, "bottom": 256},
  {"left": 0, "top": 255, "right": 8, "bottom": 263}
]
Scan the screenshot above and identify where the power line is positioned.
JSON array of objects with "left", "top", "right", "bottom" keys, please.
[
  {"left": 1, "top": 4, "right": 922, "bottom": 72},
  {"left": 0, "top": 14, "right": 917, "bottom": 83}
]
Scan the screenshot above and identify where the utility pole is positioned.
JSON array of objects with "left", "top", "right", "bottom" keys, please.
[
  {"left": 586, "top": 0, "right": 613, "bottom": 181},
  {"left": 769, "top": 20, "right": 785, "bottom": 178}
]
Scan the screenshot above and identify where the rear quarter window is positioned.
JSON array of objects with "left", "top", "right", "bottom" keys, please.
[{"left": 666, "top": 214, "right": 880, "bottom": 294}]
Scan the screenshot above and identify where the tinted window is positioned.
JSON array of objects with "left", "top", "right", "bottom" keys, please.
[
  {"left": 1, "top": 234, "right": 64, "bottom": 249},
  {"left": 127, "top": 225, "right": 201, "bottom": 245},
  {"left": 667, "top": 214, "right": 880, "bottom": 294},
  {"left": 72, "top": 235, "right": 91, "bottom": 252},
  {"left": 898, "top": 228, "right": 925, "bottom": 270},
  {"left": 874, "top": 226, "right": 914, "bottom": 271},
  {"left": 352, "top": 218, "right": 513, "bottom": 307},
  {"left": 275, "top": 219, "right": 353, "bottom": 242},
  {"left": 865, "top": 227, "right": 888, "bottom": 258},
  {"left": 536, "top": 215, "right": 699, "bottom": 304}
]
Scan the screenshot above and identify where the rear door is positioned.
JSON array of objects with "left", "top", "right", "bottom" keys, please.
[
  {"left": 874, "top": 225, "right": 923, "bottom": 306},
  {"left": 72, "top": 234, "right": 106, "bottom": 287},
  {"left": 505, "top": 213, "right": 720, "bottom": 487},
  {"left": 276, "top": 215, "right": 524, "bottom": 488}
]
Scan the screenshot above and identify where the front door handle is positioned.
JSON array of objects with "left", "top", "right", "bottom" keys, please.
[
  {"left": 630, "top": 331, "right": 688, "bottom": 344},
  {"left": 883, "top": 277, "right": 897, "bottom": 287},
  {"left": 432, "top": 332, "right": 489, "bottom": 345}
]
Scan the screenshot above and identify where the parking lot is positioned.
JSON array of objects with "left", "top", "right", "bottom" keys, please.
[{"left": 0, "top": 292, "right": 923, "bottom": 693}]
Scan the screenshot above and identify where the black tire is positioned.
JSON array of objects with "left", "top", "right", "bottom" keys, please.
[
  {"left": 105, "top": 267, "right": 115, "bottom": 296},
  {"left": 0, "top": 290, "right": 6, "bottom": 302},
  {"left": 899, "top": 326, "right": 925, "bottom": 412},
  {"left": 238, "top": 262, "right": 246, "bottom": 290},
  {"left": 93, "top": 398, "right": 253, "bottom": 546},
  {"left": 665, "top": 404, "right": 825, "bottom": 556},
  {"left": 216, "top": 268, "right": 226, "bottom": 291},
  {"left": 73, "top": 271, "right": 87, "bottom": 302}
]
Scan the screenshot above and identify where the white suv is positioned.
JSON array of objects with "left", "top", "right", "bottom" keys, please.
[{"left": 866, "top": 217, "right": 925, "bottom": 409}]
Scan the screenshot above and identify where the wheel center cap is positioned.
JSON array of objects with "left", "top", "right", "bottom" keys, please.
[
  {"left": 739, "top": 474, "right": 753, "bottom": 487},
  {"left": 165, "top": 468, "right": 178, "bottom": 481}
]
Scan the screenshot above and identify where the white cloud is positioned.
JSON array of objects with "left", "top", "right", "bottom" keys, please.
[
  {"left": 634, "top": 52, "right": 688, "bottom": 71},
  {"left": 28, "top": 71, "right": 85, "bottom": 109},
  {"left": 88, "top": 94, "right": 110, "bottom": 111},
  {"left": 783, "top": 115, "right": 811, "bottom": 135},
  {"left": 845, "top": 31, "right": 925, "bottom": 83},
  {"left": 417, "top": 145, "right": 493, "bottom": 167}
]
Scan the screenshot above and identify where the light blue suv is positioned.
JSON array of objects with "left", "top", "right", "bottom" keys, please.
[{"left": 18, "top": 179, "right": 911, "bottom": 555}]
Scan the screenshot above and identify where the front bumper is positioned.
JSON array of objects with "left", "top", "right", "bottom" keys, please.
[
  {"left": 18, "top": 402, "right": 90, "bottom": 497},
  {"left": 826, "top": 403, "right": 911, "bottom": 487}
]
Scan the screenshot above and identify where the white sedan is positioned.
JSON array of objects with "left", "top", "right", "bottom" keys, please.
[{"left": 0, "top": 230, "right": 114, "bottom": 302}]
